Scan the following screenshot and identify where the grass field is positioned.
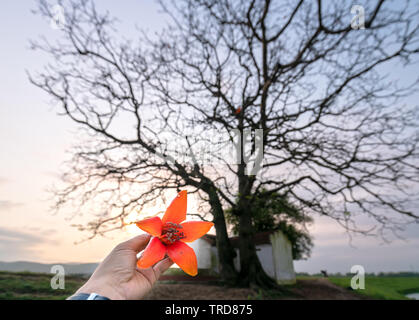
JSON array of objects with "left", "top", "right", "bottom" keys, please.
[
  {"left": 328, "top": 276, "right": 419, "bottom": 300},
  {"left": 0, "top": 271, "right": 86, "bottom": 300},
  {"left": 1, "top": 270, "right": 418, "bottom": 300}
]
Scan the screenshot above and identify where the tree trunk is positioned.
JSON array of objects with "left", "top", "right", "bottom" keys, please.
[
  {"left": 235, "top": 151, "right": 277, "bottom": 288},
  {"left": 238, "top": 210, "right": 279, "bottom": 289},
  {"left": 207, "top": 187, "right": 238, "bottom": 284}
]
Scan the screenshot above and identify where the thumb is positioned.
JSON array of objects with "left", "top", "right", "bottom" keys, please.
[{"left": 119, "top": 234, "right": 151, "bottom": 252}]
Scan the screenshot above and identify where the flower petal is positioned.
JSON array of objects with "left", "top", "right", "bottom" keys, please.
[
  {"left": 166, "top": 241, "right": 197, "bottom": 276},
  {"left": 136, "top": 217, "right": 162, "bottom": 237},
  {"left": 162, "top": 190, "right": 187, "bottom": 224},
  {"left": 179, "top": 221, "right": 214, "bottom": 242},
  {"left": 137, "top": 237, "right": 167, "bottom": 269}
]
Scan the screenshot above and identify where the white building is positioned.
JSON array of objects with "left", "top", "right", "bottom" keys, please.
[{"left": 189, "top": 230, "right": 296, "bottom": 284}]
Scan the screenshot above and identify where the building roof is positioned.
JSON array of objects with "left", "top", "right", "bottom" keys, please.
[{"left": 202, "top": 231, "right": 275, "bottom": 248}]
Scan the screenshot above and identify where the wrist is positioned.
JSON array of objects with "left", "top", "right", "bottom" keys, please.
[
  {"left": 67, "top": 292, "right": 110, "bottom": 300},
  {"left": 76, "top": 279, "right": 126, "bottom": 300}
]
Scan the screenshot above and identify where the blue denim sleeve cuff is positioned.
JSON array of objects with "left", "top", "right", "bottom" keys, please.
[{"left": 68, "top": 293, "right": 111, "bottom": 300}]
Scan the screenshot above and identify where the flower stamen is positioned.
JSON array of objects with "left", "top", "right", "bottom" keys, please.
[{"left": 160, "top": 222, "right": 186, "bottom": 244}]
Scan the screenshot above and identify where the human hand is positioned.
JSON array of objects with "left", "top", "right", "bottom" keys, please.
[{"left": 72, "top": 234, "right": 173, "bottom": 300}]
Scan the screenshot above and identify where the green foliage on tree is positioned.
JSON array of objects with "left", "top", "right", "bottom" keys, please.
[{"left": 227, "top": 190, "right": 313, "bottom": 260}]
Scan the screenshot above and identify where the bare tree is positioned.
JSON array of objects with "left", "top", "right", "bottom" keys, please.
[{"left": 30, "top": 0, "right": 419, "bottom": 288}]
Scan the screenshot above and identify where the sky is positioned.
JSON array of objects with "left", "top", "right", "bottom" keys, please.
[{"left": 0, "top": 0, "right": 418, "bottom": 274}]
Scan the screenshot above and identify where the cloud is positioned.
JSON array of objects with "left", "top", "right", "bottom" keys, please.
[
  {"left": 0, "top": 227, "right": 59, "bottom": 261},
  {"left": 294, "top": 216, "right": 419, "bottom": 274},
  {"left": 26, "top": 226, "right": 58, "bottom": 236},
  {"left": 0, "top": 200, "right": 24, "bottom": 211},
  {"left": 42, "top": 170, "right": 61, "bottom": 179},
  {"left": 0, "top": 177, "right": 8, "bottom": 184},
  {"left": 0, "top": 227, "right": 42, "bottom": 243}
]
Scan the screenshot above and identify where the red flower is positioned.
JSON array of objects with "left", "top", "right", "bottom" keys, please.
[{"left": 135, "top": 190, "right": 213, "bottom": 276}]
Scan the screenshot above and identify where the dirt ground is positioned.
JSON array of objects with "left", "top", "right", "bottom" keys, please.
[
  {"left": 289, "top": 278, "right": 367, "bottom": 300},
  {"left": 143, "top": 278, "right": 366, "bottom": 300}
]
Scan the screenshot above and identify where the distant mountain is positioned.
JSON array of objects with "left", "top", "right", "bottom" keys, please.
[{"left": 0, "top": 261, "right": 98, "bottom": 275}]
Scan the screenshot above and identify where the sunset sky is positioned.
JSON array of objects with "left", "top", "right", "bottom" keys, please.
[{"left": 0, "top": 0, "right": 418, "bottom": 274}]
